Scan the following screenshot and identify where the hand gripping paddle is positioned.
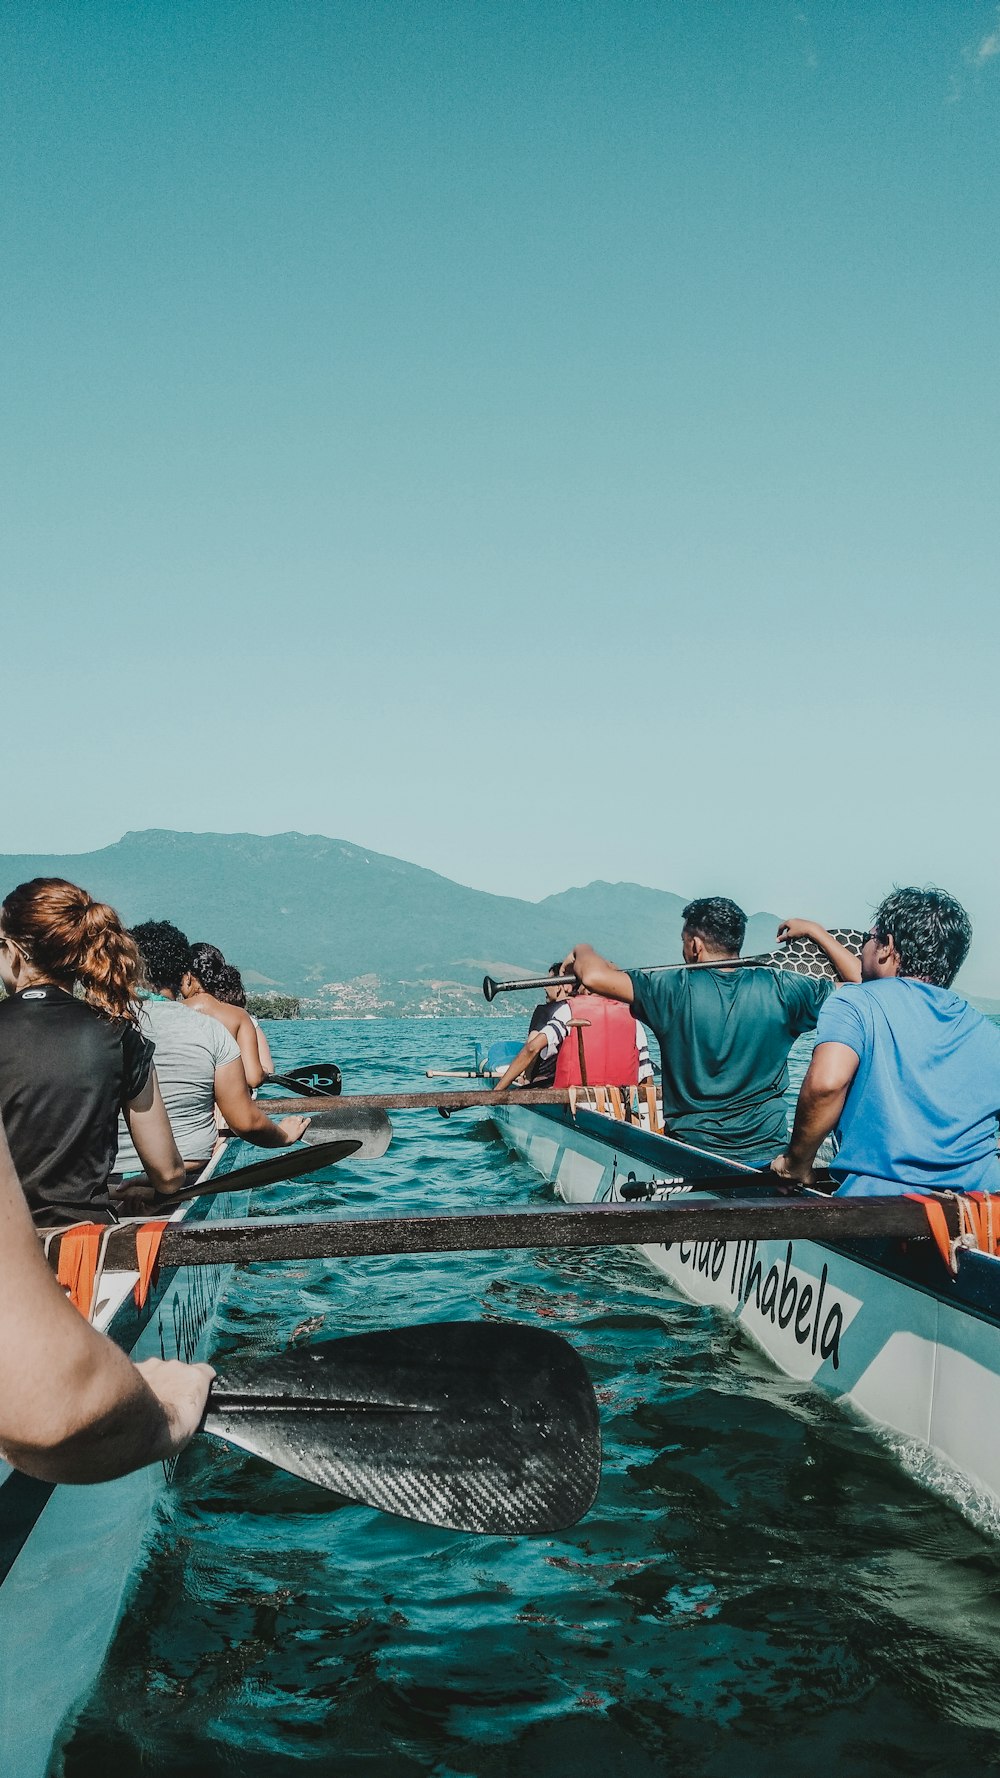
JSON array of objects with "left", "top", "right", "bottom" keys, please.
[
  {"left": 203, "top": 1320, "right": 601, "bottom": 1535},
  {"left": 299, "top": 1108, "right": 392, "bottom": 1159}
]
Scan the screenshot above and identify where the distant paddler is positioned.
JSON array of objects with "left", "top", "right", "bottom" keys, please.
[
  {"left": 493, "top": 964, "right": 654, "bottom": 1094},
  {"left": 493, "top": 963, "right": 569, "bottom": 1092},
  {"left": 773, "top": 889, "right": 1000, "bottom": 1195},
  {"left": 561, "top": 896, "right": 859, "bottom": 1167}
]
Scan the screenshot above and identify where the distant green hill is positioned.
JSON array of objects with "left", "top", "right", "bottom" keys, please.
[{"left": 0, "top": 830, "right": 785, "bottom": 1014}]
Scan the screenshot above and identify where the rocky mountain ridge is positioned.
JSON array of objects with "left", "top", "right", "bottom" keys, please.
[{"left": 0, "top": 829, "right": 787, "bottom": 1014}]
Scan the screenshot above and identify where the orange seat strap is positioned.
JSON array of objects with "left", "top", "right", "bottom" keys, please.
[
  {"left": 904, "top": 1193, "right": 957, "bottom": 1273},
  {"left": 134, "top": 1219, "right": 170, "bottom": 1308},
  {"left": 56, "top": 1223, "right": 108, "bottom": 1320}
]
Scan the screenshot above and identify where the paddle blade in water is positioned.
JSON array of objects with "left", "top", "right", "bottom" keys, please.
[
  {"left": 204, "top": 1321, "right": 601, "bottom": 1535},
  {"left": 299, "top": 1109, "right": 393, "bottom": 1160}
]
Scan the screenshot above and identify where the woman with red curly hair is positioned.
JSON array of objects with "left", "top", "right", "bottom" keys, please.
[{"left": 0, "top": 878, "right": 184, "bottom": 1225}]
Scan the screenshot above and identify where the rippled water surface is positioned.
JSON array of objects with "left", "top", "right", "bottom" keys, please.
[{"left": 59, "top": 1019, "right": 1000, "bottom": 1776}]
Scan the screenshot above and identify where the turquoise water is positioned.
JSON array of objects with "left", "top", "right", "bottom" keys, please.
[{"left": 60, "top": 1019, "right": 1000, "bottom": 1776}]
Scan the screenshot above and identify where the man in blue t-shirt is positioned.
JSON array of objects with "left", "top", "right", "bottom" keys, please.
[{"left": 772, "top": 888, "right": 1000, "bottom": 1197}]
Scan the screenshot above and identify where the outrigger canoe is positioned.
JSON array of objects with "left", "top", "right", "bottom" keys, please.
[
  {"left": 0, "top": 1140, "right": 250, "bottom": 1778},
  {"left": 491, "top": 1093, "right": 1000, "bottom": 1525}
]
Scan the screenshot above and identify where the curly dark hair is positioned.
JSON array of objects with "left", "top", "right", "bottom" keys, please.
[
  {"left": 216, "top": 964, "right": 248, "bottom": 1008},
  {"left": 189, "top": 943, "right": 248, "bottom": 1006},
  {"left": 189, "top": 942, "right": 229, "bottom": 996},
  {"left": 682, "top": 896, "right": 746, "bottom": 956},
  {"left": 872, "top": 887, "right": 972, "bottom": 987},
  {"left": 130, "top": 920, "right": 193, "bottom": 996}
]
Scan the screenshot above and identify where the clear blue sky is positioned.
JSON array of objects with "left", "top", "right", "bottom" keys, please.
[{"left": 3, "top": 4, "right": 1000, "bottom": 985}]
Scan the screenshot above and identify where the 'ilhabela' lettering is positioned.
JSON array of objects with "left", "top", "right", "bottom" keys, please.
[{"left": 664, "top": 1236, "right": 843, "bottom": 1368}]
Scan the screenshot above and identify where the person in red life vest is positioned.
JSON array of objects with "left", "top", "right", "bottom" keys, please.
[{"left": 493, "top": 975, "right": 653, "bottom": 1093}]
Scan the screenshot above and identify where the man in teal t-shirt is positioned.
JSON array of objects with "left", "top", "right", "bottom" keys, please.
[{"left": 562, "top": 897, "right": 859, "bottom": 1167}]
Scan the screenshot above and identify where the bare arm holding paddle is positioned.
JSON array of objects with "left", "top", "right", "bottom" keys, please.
[
  {"left": 771, "top": 1042, "right": 860, "bottom": 1186},
  {"left": 0, "top": 1125, "right": 214, "bottom": 1482},
  {"left": 493, "top": 1029, "right": 549, "bottom": 1094},
  {"left": 214, "top": 1057, "right": 310, "bottom": 1148}
]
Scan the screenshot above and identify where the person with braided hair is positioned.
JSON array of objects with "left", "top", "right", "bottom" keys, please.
[
  {"left": 179, "top": 942, "right": 270, "bottom": 1086},
  {"left": 0, "top": 878, "right": 185, "bottom": 1225}
]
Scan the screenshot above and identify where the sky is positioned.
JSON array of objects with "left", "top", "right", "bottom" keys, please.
[{"left": 2, "top": 3, "right": 1000, "bottom": 984}]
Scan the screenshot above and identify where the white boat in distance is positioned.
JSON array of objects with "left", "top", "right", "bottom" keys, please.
[
  {"left": 493, "top": 1097, "right": 1000, "bottom": 1526},
  {"left": 0, "top": 1143, "right": 250, "bottom": 1778}
]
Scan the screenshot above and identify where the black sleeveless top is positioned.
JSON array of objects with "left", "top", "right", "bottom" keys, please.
[{"left": 0, "top": 985, "right": 153, "bottom": 1225}]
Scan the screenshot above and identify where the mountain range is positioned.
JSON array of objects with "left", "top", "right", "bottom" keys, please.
[{"left": 0, "top": 829, "right": 786, "bottom": 1014}]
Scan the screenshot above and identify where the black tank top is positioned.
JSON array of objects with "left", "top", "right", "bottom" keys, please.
[{"left": 0, "top": 985, "right": 153, "bottom": 1225}]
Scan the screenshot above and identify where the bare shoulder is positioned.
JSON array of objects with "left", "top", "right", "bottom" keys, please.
[{"left": 189, "top": 992, "right": 242, "bottom": 1039}]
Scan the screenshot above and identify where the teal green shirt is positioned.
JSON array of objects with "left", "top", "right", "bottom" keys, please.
[{"left": 626, "top": 966, "right": 833, "bottom": 1165}]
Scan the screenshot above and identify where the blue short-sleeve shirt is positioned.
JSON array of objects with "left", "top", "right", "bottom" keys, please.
[{"left": 816, "top": 979, "right": 1000, "bottom": 1196}]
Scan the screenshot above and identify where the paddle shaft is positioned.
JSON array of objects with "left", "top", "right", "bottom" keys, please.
[
  {"left": 94, "top": 1191, "right": 959, "bottom": 1270},
  {"left": 483, "top": 953, "right": 778, "bottom": 1000}
]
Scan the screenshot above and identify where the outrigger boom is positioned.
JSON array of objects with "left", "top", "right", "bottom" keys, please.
[{"left": 53, "top": 1189, "right": 960, "bottom": 1272}]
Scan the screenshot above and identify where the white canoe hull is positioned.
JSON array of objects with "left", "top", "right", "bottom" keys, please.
[
  {"left": 0, "top": 1154, "right": 249, "bottom": 1778},
  {"left": 495, "top": 1102, "right": 1000, "bottom": 1522}
]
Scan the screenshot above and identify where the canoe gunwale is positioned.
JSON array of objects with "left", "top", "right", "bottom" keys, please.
[
  {"left": 494, "top": 1100, "right": 1000, "bottom": 1328},
  {"left": 493, "top": 1098, "right": 1000, "bottom": 1527}
]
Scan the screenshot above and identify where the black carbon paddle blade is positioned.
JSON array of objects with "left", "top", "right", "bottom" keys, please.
[
  {"left": 161, "top": 1139, "right": 363, "bottom": 1204},
  {"left": 266, "top": 1062, "right": 343, "bottom": 1097},
  {"left": 204, "top": 1321, "right": 601, "bottom": 1536},
  {"left": 299, "top": 1109, "right": 393, "bottom": 1160}
]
